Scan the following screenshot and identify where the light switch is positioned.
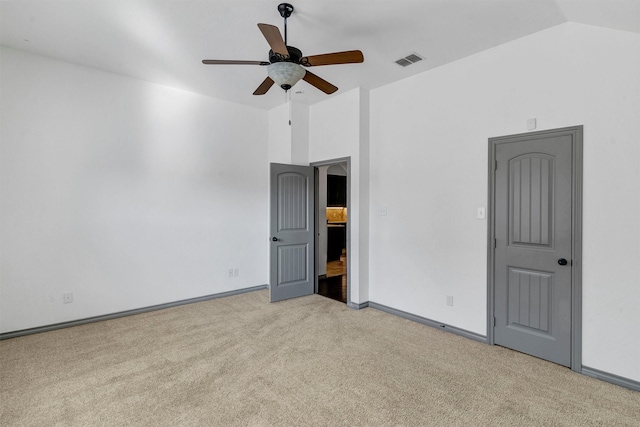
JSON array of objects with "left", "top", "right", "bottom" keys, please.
[
  {"left": 477, "top": 207, "right": 486, "bottom": 219},
  {"left": 378, "top": 207, "right": 388, "bottom": 216},
  {"left": 527, "top": 118, "right": 537, "bottom": 130}
]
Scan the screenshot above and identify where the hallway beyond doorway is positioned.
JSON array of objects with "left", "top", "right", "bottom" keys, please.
[{"left": 318, "top": 256, "right": 347, "bottom": 303}]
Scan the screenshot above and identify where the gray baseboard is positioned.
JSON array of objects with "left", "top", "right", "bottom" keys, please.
[
  {"left": 0, "top": 284, "right": 268, "bottom": 340},
  {"left": 347, "top": 301, "right": 370, "bottom": 310},
  {"left": 367, "top": 301, "right": 487, "bottom": 343},
  {"left": 582, "top": 366, "right": 640, "bottom": 392},
  {"left": 365, "top": 302, "right": 640, "bottom": 392}
]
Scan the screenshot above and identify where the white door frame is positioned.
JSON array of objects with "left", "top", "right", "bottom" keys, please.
[{"left": 486, "top": 126, "right": 583, "bottom": 372}]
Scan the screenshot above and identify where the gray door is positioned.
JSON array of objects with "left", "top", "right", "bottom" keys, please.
[
  {"left": 270, "top": 163, "right": 314, "bottom": 302},
  {"left": 493, "top": 132, "right": 573, "bottom": 366}
]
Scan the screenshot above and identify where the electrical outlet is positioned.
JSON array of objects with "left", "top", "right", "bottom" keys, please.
[
  {"left": 228, "top": 269, "right": 234, "bottom": 277},
  {"left": 446, "top": 295, "right": 454, "bottom": 307},
  {"left": 234, "top": 268, "right": 239, "bottom": 277},
  {"left": 63, "top": 293, "right": 73, "bottom": 304}
]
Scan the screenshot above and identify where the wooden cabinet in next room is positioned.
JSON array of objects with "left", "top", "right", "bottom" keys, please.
[{"left": 327, "top": 175, "right": 347, "bottom": 207}]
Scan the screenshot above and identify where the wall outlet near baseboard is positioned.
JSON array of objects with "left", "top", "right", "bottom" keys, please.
[
  {"left": 63, "top": 293, "right": 73, "bottom": 304},
  {"left": 446, "top": 295, "right": 454, "bottom": 306}
]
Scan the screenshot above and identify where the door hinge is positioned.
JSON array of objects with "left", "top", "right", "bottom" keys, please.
[
  {"left": 495, "top": 160, "right": 498, "bottom": 171},
  {"left": 494, "top": 238, "right": 497, "bottom": 248},
  {"left": 493, "top": 316, "right": 496, "bottom": 327}
]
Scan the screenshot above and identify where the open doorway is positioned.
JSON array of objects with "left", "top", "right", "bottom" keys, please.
[{"left": 316, "top": 162, "right": 348, "bottom": 303}]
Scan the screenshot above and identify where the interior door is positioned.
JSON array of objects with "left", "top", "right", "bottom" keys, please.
[
  {"left": 269, "top": 163, "right": 314, "bottom": 302},
  {"left": 493, "top": 131, "right": 573, "bottom": 366}
]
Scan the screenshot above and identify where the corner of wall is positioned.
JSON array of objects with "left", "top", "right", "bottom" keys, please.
[
  {"left": 291, "top": 101, "right": 310, "bottom": 165},
  {"left": 267, "top": 103, "right": 292, "bottom": 164},
  {"left": 358, "top": 88, "right": 371, "bottom": 303}
]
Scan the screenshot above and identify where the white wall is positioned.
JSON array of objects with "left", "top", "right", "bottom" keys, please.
[
  {"left": 267, "top": 100, "right": 310, "bottom": 166},
  {"left": 369, "top": 23, "right": 640, "bottom": 381},
  {"left": 309, "top": 88, "right": 370, "bottom": 304},
  {"left": 291, "top": 101, "right": 310, "bottom": 166},
  {"left": 0, "top": 47, "right": 269, "bottom": 333},
  {"left": 267, "top": 103, "right": 291, "bottom": 164}
]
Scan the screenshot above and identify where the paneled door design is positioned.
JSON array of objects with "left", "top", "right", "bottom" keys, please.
[
  {"left": 269, "top": 163, "right": 314, "bottom": 302},
  {"left": 491, "top": 127, "right": 582, "bottom": 367}
]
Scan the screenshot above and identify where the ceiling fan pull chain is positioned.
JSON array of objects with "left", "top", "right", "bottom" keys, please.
[{"left": 288, "top": 91, "right": 292, "bottom": 126}]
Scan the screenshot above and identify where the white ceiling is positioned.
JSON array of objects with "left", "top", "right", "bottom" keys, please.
[{"left": 2, "top": 0, "right": 639, "bottom": 110}]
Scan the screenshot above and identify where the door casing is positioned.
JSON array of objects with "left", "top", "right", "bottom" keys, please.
[{"left": 487, "top": 126, "right": 583, "bottom": 372}]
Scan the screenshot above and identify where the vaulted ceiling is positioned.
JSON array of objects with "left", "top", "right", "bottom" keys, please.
[{"left": 2, "top": 0, "right": 639, "bottom": 110}]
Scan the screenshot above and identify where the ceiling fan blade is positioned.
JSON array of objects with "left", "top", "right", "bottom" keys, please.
[
  {"left": 202, "top": 60, "right": 269, "bottom": 65},
  {"left": 253, "top": 77, "right": 275, "bottom": 95},
  {"left": 300, "top": 50, "right": 364, "bottom": 67},
  {"left": 257, "top": 23, "right": 289, "bottom": 56},
  {"left": 302, "top": 71, "right": 338, "bottom": 94}
]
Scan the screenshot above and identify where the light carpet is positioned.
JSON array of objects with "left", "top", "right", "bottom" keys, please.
[{"left": 1, "top": 290, "right": 638, "bottom": 426}]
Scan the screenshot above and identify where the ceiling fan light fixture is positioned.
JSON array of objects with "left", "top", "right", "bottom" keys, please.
[{"left": 267, "top": 62, "right": 305, "bottom": 91}]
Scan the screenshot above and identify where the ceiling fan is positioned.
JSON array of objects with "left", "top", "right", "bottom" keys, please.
[{"left": 202, "top": 3, "right": 364, "bottom": 96}]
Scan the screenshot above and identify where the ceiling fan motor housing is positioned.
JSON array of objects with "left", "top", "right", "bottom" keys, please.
[{"left": 269, "top": 46, "right": 302, "bottom": 64}]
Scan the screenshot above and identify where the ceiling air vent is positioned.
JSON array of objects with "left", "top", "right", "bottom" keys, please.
[{"left": 395, "top": 53, "right": 424, "bottom": 67}]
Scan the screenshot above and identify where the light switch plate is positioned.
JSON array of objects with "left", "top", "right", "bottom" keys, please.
[{"left": 477, "top": 207, "right": 486, "bottom": 219}]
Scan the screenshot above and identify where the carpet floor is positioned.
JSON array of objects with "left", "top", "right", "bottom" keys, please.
[{"left": 1, "top": 290, "right": 638, "bottom": 426}]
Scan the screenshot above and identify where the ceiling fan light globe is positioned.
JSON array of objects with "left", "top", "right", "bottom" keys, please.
[{"left": 267, "top": 62, "right": 305, "bottom": 91}]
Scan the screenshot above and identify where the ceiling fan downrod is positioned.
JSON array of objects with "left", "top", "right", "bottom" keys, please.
[{"left": 278, "top": 3, "right": 294, "bottom": 45}]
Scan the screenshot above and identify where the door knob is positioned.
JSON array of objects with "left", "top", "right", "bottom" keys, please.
[
  {"left": 557, "top": 258, "right": 568, "bottom": 266},
  {"left": 271, "top": 237, "right": 279, "bottom": 242}
]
